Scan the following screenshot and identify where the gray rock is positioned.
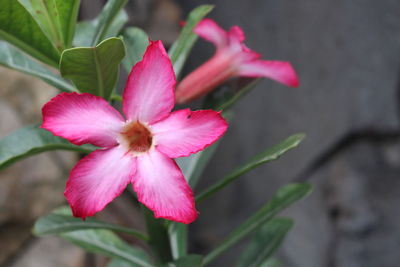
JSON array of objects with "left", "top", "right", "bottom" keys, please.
[{"left": 9, "top": 237, "right": 85, "bottom": 267}]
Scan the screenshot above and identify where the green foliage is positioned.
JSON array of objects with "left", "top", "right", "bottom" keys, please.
[
  {"left": 142, "top": 206, "right": 173, "bottom": 264},
  {"left": 62, "top": 229, "right": 151, "bottom": 267},
  {"left": 91, "top": 0, "right": 128, "bottom": 46},
  {"left": 33, "top": 206, "right": 148, "bottom": 241},
  {"left": 169, "top": 143, "right": 221, "bottom": 259},
  {"left": 164, "top": 254, "right": 204, "bottom": 267},
  {"left": 168, "top": 5, "right": 214, "bottom": 78},
  {"left": 108, "top": 259, "right": 137, "bottom": 267},
  {"left": 237, "top": 218, "right": 293, "bottom": 267},
  {"left": 203, "top": 183, "right": 312, "bottom": 265},
  {"left": 260, "top": 258, "right": 282, "bottom": 267},
  {"left": 0, "top": 125, "right": 93, "bottom": 171},
  {"left": 207, "top": 78, "right": 262, "bottom": 111},
  {"left": 73, "top": 9, "right": 128, "bottom": 47},
  {"left": 122, "top": 27, "right": 149, "bottom": 72},
  {"left": 60, "top": 37, "right": 125, "bottom": 100},
  {"left": 0, "top": 0, "right": 60, "bottom": 67},
  {"left": 108, "top": 255, "right": 203, "bottom": 267},
  {"left": 0, "top": 42, "right": 75, "bottom": 92},
  {"left": 18, "top": 0, "right": 80, "bottom": 51},
  {"left": 196, "top": 133, "right": 306, "bottom": 203}
]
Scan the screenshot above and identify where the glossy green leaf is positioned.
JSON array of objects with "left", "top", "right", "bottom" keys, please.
[
  {"left": 142, "top": 206, "right": 173, "bottom": 264},
  {"left": 72, "top": 20, "right": 94, "bottom": 47},
  {"left": 164, "top": 254, "right": 203, "bottom": 267},
  {"left": 196, "top": 133, "right": 306, "bottom": 203},
  {"left": 122, "top": 27, "right": 149, "bottom": 72},
  {"left": 260, "top": 258, "right": 282, "bottom": 267},
  {"left": 178, "top": 142, "right": 220, "bottom": 188},
  {"left": 33, "top": 206, "right": 148, "bottom": 241},
  {"left": 0, "top": 42, "right": 76, "bottom": 92},
  {"left": 60, "top": 37, "right": 125, "bottom": 99},
  {"left": 0, "top": 125, "right": 94, "bottom": 171},
  {"left": 236, "top": 218, "right": 293, "bottom": 267},
  {"left": 203, "top": 183, "right": 312, "bottom": 265},
  {"left": 73, "top": 9, "right": 128, "bottom": 47},
  {"left": 18, "top": 0, "right": 80, "bottom": 51},
  {"left": 168, "top": 223, "right": 187, "bottom": 260},
  {"left": 62, "top": 229, "right": 152, "bottom": 267},
  {"left": 169, "top": 143, "right": 221, "bottom": 259},
  {"left": 0, "top": 0, "right": 60, "bottom": 67},
  {"left": 168, "top": 5, "right": 214, "bottom": 78},
  {"left": 108, "top": 259, "right": 137, "bottom": 267},
  {"left": 91, "top": 0, "right": 128, "bottom": 45}
]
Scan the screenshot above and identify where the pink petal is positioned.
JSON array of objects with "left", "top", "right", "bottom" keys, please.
[
  {"left": 238, "top": 60, "right": 300, "bottom": 87},
  {"left": 123, "top": 40, "right": 175, "bottom": 124},
  {"left": 65, "top": 146, "right": 135, "bottom": 219},
  {"left": 194, "top": 18, "right": 228, "bottom": 49},
  {"left": 41, "top": 92, "right": 124, "bottom": 147},
  {"left": 152, "top": 109, "right": 228, "bottom": 158},
  {"left": 228, "top": 26, "right": 245, "bottom": 42},
  {"left": 133, "top": 150, "right": 197, "bottom": 224},
  {"left": 175, "top": 52, "right": 239, "bottom": 104}
]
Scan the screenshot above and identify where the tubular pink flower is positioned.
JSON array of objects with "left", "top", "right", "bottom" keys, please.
[
  {"left": 175, "top": 18, "right": 299, "bottom": 104},
  {"left": 41, "top": 40, "right": 228, "bottom": 224}
]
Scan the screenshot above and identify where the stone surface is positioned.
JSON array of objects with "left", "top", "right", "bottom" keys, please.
[{"left": 9, "top": 237, "right": 85, "bottom": 267}]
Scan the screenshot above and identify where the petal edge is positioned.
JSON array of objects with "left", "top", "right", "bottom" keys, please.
[
  {"left": 152, "top": 109, "right": 228, "bottom": 158},
  {"left": 133, "top": 150, "right": 197, "bottom": 224},
  {"left": 65, "top": 147, "right": 135, "bottom": 219}
]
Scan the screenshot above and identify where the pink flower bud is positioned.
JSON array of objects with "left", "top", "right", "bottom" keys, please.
[{"left": 175, "top": 19, "right": 299, "bottom": 104}]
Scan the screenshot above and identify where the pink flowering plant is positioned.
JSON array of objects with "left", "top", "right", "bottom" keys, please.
[{"left": 0, "top": 1, "right": 312, "bottom": 266}]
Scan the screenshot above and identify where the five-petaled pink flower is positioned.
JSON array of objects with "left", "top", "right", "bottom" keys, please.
[
  {"left": 175, "top": 18, "right": 299, "bottom": 104},
  {"left": 41, "top": 41, "right": 228, "bottom": 224}
]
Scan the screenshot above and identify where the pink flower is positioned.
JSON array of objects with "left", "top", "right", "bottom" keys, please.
[
  {"left": 175, "top": 18, "right": 299, "bottom": 104},
  {"left": 41, "top": 41, "right": 228, "bottom": 224}
]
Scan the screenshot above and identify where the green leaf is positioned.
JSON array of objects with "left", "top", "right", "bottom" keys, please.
[
  {"left": 0, "top": 42, "right": 76, "bottom": 92},
  {"left": 236, "top": 218, "right": 293, "bottom": 267},
  {"left": 0, "top": 0, "right": 60, "bottom": 67},
  {"left": 164, "top": 254, "right": 204, "bottom": 267},
  {"left": 62, "top": 229, "right": 152, "bottom": 267},
  {"left": 122, "top": 27, "right": 149, "bottom": 72},
  {"left": 108, "top": 259, "right": 137, "bottom": 267},
  {"left": 178, "top": 142, "right": 220, "bottom": 188},
  {"left": 142, "top": 206, "right": 173, "bottom": 264},
  {"left": 72, "top": 20, "right": 95, "bottom": 47},
  {"left": 168, "top": 143, "right": 221, "bottom": 259},
  {"left": 33, "top": 207, "right": 148, "bottom": 241},
  {"left": 74, "top": 9, "right": 128, "bottom": 47},
  {"left": 206, "top": 78, "right": 262, "bottom": 111},
  {"left": 196, "top": 133, "right": 306, "bottom": 203},
  {"left": 260, "top": 258, "right": 282, "bottom": 267},
  {"left": 91, "top": 0, "right": 128, "bottom": 46},
  {"left": 60, "top": 37, "right": 126, "bottom": 100},
  {"left": 0, "top": 125, "right": 94, "bottom": 171},
  {"left": 203, "top": 183, "right": 313, "bottom": 265},
  {"left": 18, "top": 0, "right": 80, "bottom": 51},
  {"left": 168, "top": 223, "right": 188, "bottom": 260},
  {"left": 168, "top": 5, "right": 214, "bottom": 78}
]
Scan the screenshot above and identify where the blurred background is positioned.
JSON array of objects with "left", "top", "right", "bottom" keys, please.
[{"left": 1, "top": 0, "right": 400, "bottom": 266}]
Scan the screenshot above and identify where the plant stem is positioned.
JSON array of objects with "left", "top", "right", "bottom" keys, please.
[{"left": 142, "top": 206, "right": 173, "bottom": 264}]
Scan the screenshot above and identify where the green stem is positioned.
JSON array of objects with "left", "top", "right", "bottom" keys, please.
[
  {"left": 111, "top": 93, "right": 123, "bottom": 102},
  {"left": 142, "top": 206, "right": 173, "bottom": 264}
]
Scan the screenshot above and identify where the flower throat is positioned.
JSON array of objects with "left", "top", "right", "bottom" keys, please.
[{"left": 122, "top": 122, "right": 152, "bottom": 152}]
